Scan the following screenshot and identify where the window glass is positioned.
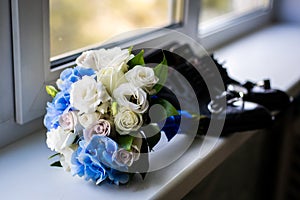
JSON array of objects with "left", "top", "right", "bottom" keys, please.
[
  {"left": 50, "top": 0, "right": 180, "bottom": 58},
  {"left": 199, "top": 0, "right": 270, "bottom": 30}
]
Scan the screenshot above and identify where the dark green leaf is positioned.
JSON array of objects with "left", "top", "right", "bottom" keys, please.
[
  {"left": 153, "top": 55, "right": 168, "bottom": 93},
  {"left": 118, "top": 135, "right": 134, "bottom": 151},
  {"left": 147, "top": 132, "right": 161, "bottom": 151},
  {"left": 151, "top": 98, "right": 179, "bottom": 119},
  {"left": 48, "top": 153, "right": 60, "bottom": 160},
  {"left": 50, "top": 161, "right": 62, "bottom": 167},
  {"left": 141, "top": 123, "right": 161, "bottom": 151},
  {"left": 140, "top": 172, "right": 147, "bottom": 180},
  {"left": 128, "top": 49, "right": 145, "bottom": 69}
]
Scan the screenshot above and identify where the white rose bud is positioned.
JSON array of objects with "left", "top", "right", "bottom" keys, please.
[
  {"left": 46, "top": 126, "right": 76, "bottom": 153},
  {"left": 113, "top": 83, "right": 149, "bottom": 113},
  {"left": 97, "top": 67, "right": 127, "bottom": 95},
  {"left": 75, "top": 50, "right": 99, "bottom": 70},
  {"left": 59, "top": 111, "right": 78, "bottom": 131},
  {"left": 78, "top": 112, "right": 99, "bottom": 129},
  {"left": 70, "top": 76, "right": 111, "bottom": 114},
  {"left": 112, "top": 148, "right": 134, "bottom": 167},
  {"left": 83, "top": 119, "right": 111, "bottom": 142},
  {"left": 60, "top": 146, "right": 76, "bottom": 172},
  {"left": 125, "top": 65, "right": 158, "bottom": 92},
  {"left": 114, "top": 107, "right": 143, "bottom": 135}
]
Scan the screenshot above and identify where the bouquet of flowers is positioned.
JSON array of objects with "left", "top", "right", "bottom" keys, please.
[{"left": 44, "top": 47, "right": 181, "bottom": 185}]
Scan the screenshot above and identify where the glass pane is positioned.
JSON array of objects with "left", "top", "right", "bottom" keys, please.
[
  {"left": 50, "top": 0, "right": 177, "bottom": 58},
  {"left": 200, "top": 0, "right": 270, "bottom": 25}
]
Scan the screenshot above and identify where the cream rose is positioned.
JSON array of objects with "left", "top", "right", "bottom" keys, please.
[
  {"left": 46, "top": 126, "right": 76, "bottom": 153},
  {"left": 83, "top": 119, "right": 111, "bottom": 141},
  {"left": 75, "top": 47, "right": 134, "bottom": 71},
  {"left": 70, "top": 76, "right": 111, "bottom": 114},
  {"left": 125, "top": 65, "right": 158, "bottom": 92},
  {"left": 114, "top": 107, "right": 143, "bottom": 135},
  {"left": 113, "top": 83, "right": 149, "bottom": 113},
  {"left": 97, "top": 67, "right": 127, "bottom": 95}
]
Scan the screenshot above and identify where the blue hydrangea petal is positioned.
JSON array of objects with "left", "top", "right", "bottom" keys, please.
[{"left": 107, "top": 169, "right": 130, "bottom": 185}]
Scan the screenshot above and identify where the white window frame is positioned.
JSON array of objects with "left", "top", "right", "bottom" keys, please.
[{"left": 11, "top": 0, "right": 273, "bottom": 125}]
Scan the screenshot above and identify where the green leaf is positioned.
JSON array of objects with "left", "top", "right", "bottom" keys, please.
[
  {"left": 153, "top": 55, "right": 168, "bottom": 93},
  {"left": 50, "top": 161, "right": 62, "bottom": 167},
  {"left": 118, "top": 135, "right": 134, "bottom": 151},
  {"left": 46, "top": 85, "right": 58, "bottom": 98},
  {"left": 111, "top": 101, "right": 118, "bottom": 116},
  {"left": 128, "top": 46, "right": 133, "bottom": 54},
  {"left": 151, "top": 98, "right": 179, "bottom": 119},
  {"left": 48, "top": 153, "right": 60, "bottom": 160},
  {"left": 128, "top": 49, "right": 145, "bottom": 69}
]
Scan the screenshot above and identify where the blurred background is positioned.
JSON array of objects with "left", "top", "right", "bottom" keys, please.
[{"left": 50, "top": 0, "right": 269, "bottom": 58}]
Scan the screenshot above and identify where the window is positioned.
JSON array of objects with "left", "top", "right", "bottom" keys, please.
[
  {"left": 198, "top": 0, "right": 272, "bottom": 50},
  {"left": 50, "top": 0, "right": 183, "bottom": 59},
  {"left": 200, "top": 0, "right": 270, "bottom": 27}
]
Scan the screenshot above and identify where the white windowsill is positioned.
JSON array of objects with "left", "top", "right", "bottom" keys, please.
[{"left": 1, "top": 23, "right": 300, "bottom": 200}]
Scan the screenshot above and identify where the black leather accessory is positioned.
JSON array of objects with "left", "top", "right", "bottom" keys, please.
[
  {"left": 141, "top": 44, "right": 274, "bottom": 136},
  {"left": 211, "top": 55, "right": 292, "bottom": 112}
]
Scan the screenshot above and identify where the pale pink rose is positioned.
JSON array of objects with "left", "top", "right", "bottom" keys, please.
[
  {"left": 59, "top": 111, "right": 77, "bottom": 131},
  {"left": 83, "top": 119, "right": 111, "bottom": 141},
  {"left": 112, "top": 148, "right": 134, "bottom": 167}
]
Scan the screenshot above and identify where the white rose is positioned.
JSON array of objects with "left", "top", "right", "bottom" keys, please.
[
  {"left": 59, "top": 111, "right": 78, "bottom": 131},
  {"left": 76, "top": 47, "right": 134, "bottom": 71},
  {"left": 46, "top": 126, "right": 76, "bottom": 153},
  {"left": 97, "top": 67, "right": 127, "bottom": 95},
  {"left": 113, "top": 83, "right": 149, "bottom": 113},
  {"left": 78, "top": 112, "right": 99, "bottom": 129},
  {"left": 114, "top": 107, "right": 143, "bottom": 135},
  {"left": 60, "top": 146, "right": 76, "bottom": 172},
  {"left": 125, "top": 65, "right": 158, "bottom": 92},
  {"left": 70, "top": 76, "right": 111, "bottom": 114}
]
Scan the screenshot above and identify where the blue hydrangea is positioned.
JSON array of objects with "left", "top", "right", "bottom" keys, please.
[
  {"left": 71, "top": 136, "right": 130, "bottom": 185},
  {"left": 44, "top": 66, "right": 94, "bottom": 131},
  {"left": 107, "top": 169, "right": 130, "bottom": 185},
  {"left": 44, "top": 91, "right": 70, "bottom": 130},
  {"left": 71, "top": 135, "right": 129, "bottom": 185},
  {"left": 71, "top": 141, "right": 107, "bottom": 184},
  {"left": 57, "top": 66, "right": 95, "bottom": 92}
]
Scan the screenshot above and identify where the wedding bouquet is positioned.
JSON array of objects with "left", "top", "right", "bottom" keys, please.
[{"left": 44, "top": 47, "right": 181, "bottom": 185}]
